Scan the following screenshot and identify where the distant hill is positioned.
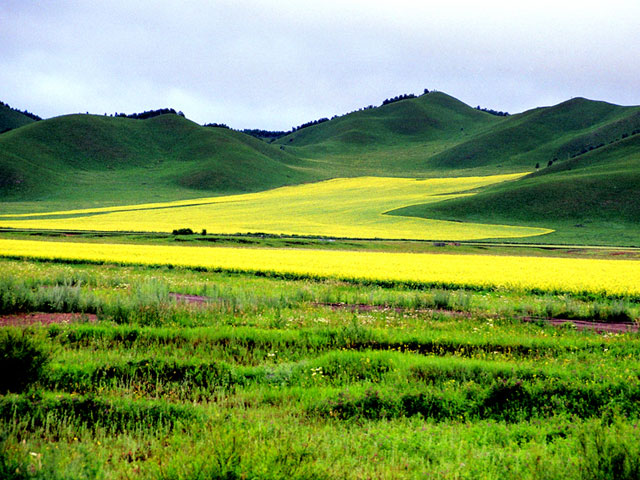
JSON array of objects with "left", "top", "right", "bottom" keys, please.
[
  {"left": 2, "top": 92, "right": 640, "bottom": 246},
  {"left": 0, "top": 102, "right": 39, "bottom": 134},
  {"left": 427, "top": 97, "right": 640, "bottom": 171},
  {"left": 0, "top": 112, "right": 315, "bottom": 211},
  {"left": 273, "top": 93, "right": 640, "bottom": 177},
  {"left": 388, "top": 133, "right": 640, "bottom": 246},
  {"left": 267, "top": 92, "right": 640, "bottom": 245},
  {"left": 273, "top": 92, "right": 503, "bottom": 176},
  {"left": 276, "top": 92, "right": 496, "bottom": 149}
]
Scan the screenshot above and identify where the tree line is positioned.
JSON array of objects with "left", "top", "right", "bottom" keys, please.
[
  {"left": 112, "top": 108, "right": 185, "bottom": 120},
  {"left": 212, "top": 89, "right": 433, "bottom": 141},
  {"left": 475, "top": 106, "right": 509, "bottom": 116},
  {"left": 0, "top": 100, "right": 42, "bottom": 121},
  {"left": 381, "top": 93, "right": 417, "bottom": 106}
]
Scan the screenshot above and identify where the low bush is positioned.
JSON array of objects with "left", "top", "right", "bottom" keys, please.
[
  {"left": 0, "top": 330, "right": 50, "bottom": 393},
  {"left": 172, "top": 228, "right": 194, "bottom": 235}
]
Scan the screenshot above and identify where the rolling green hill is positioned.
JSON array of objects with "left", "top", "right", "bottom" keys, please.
[
  {"left": 274, "top": 93, "right": 640, "bottom": 178},
  {"left": 0, "top": 113, "right": 316, "bottom": 212},
  {"left": 427, "top": 97, "right": 640, "bottom": 171},
  {"left": 277, "top": 92, "right": 498, "bottom": 150},
  {"left": 0, "top": 103, "right": 37, "bottom": 134},
  {"left": 388, "top": 134, "right": 640, "bottom": 246},
  {"left": 1, "top": 92, "right": 640, "bottom": 245},
  {"left": 270, "top": 92, "right": 640, "bottom": 245},
  {"left": 274, "top": 92, "right": 505, "bottom": 176}
]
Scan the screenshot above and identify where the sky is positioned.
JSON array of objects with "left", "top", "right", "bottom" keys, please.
[{"left": 1, "top": 0, "right": 639, "bottom": 131}]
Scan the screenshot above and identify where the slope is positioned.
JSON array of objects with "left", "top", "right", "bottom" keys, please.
[
  {"left": 389, "top": 133, "right": 640, "bottom": 246},
  {"left": 274, "top": 92, "right": 503, "bottom": 176},
  {"left": 0, "top": 103, "right": 37, "bottom": 134},
  {"left": 427, "top": 97, "right": 640, "bottom": 171},
  {"left": 2, "top": 92, "right": 640, "bottom": 247},
  {"left": 278, "top": 92, "right": 497, "bottom": 149},
  {"left": 274, "top": 93, "right": 640, "bottom": 179},
  {"left": 0, "top": 113, "right": 316, "bottom": 212}
]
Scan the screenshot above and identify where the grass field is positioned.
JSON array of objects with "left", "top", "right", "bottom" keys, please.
[
  {"left": 0, "top": 174, "right": 552, "bottom": 241},
  {"left": 392, "top": 134, "right": 640, "bottom": 246},
  {"left": 1, "top": 257, "right": 640, "bottom": 479}
]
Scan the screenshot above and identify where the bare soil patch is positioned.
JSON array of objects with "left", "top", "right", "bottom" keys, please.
[
  {"left": 169, "top": 292, "right": 210, "bottom": 304},
  {"left": 522, "top": 316, "right": 637, "bottom": 333},
  {"left": 314, "top": 302, "right": 470, "bottom": 318}
]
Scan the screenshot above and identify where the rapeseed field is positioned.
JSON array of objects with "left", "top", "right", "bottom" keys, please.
[
  {"left": 0, "top": 175, "right": 552, "bottom": 240},
  {"left": 1, "top": 238, "right": 638, "bottom": 296}
]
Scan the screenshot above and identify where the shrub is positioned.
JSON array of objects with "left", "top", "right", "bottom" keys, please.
[
  {"left": 0, "top": 447, "right": 29, "bottom": 480},
  {"left": 172, "top": 228, "right": 194, "bottom": 235},
  {"left": 0, "top": 330, "right": 50, "bottom": 393}
]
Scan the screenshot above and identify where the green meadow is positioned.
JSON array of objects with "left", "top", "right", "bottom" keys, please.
[{"left": 2, "top": 257, "right": 640, "bottom": 479}]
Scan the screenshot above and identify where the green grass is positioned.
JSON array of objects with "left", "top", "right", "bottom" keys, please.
[
  {"left": 0, "top": 103, "right": 36, "bottom": 135},
  {"left": 275, "top": 92, "right": 498, "bottom": 158},
  {"left": 427, "top": 97, "right": 640, "bottom": 170},
  {"left": 0, "top": 113, "right": 316, "bottom": 210},
  {"left": 389, "top": 134, "right": 640, "bottom": 246},
  {"left": 1, "top": 257, "right": 640, "bottom": 478},
  {"left": 275, "top": 94, "right": 639, "bottom": 177}
]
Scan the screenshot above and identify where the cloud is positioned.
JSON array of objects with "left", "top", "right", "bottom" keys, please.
[{"left": 1, "top": 0, "right": 638, "bottom": 129}]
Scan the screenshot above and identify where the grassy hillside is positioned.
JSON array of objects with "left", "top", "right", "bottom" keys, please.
[
  {"left": 277, "top": 92, "right": 497, "bottom": 150},
  {"left": 427, "top": 98, "right": 640, "bottom": 171},
  {"left": 0, "top": 92, "right": 513, "bottom": 213},
  {"left": 0, "top": 103, "right": 36, "bottom": 134},
  {"left": 3, "top": 93, "right": 637, "bottom": 205},
  {"left": 389, "top": 134, "right": 640, "bottom": 245},
  {"left": 0, "top": 113, "right": 316, "bottom": 212},
  {"left": 274, "top": 92, "right": 504, "bottom": 176},
  {"left": 274, "top": 93, "right": 640, "bottom": 179}
]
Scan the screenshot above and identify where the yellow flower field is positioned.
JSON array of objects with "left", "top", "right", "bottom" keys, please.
[
  {"left": 1, "top": 238, "right": 638, "bottom": 296},
  {"left": 0, "top": 175, "right": 552, "bottom": 241}
]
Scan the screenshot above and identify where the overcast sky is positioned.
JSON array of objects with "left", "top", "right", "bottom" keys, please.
[{"left": 1, "top": 1, "right": 638, "bottom": 130}]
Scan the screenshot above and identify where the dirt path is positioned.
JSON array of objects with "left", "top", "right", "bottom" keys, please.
[
  {"left": 520, "top": 316, "right": 637, "bottom": 333},
  {"left": 169, "top": 295, "right": 638, "bottom": 333}
]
